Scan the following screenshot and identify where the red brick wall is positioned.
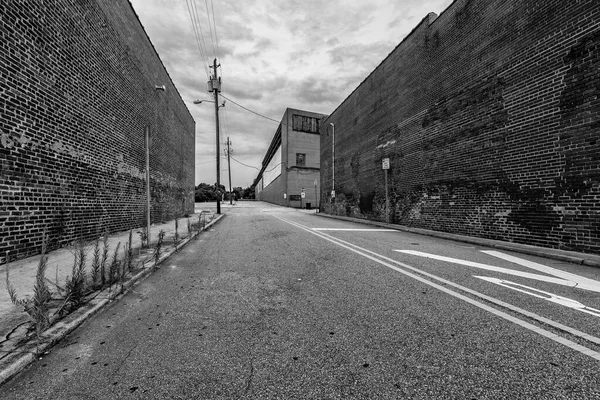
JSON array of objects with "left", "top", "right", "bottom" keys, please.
[
  {"left": 0, "top": 0, "right": 195, "bottom": 263},
  {"left": 321, "top": 0, "right": 600, "bottom": 254}
]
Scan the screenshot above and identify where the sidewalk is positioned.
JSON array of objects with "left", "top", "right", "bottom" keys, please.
[{"left": 0, "top": 204, "right": 224, "bottom": 385}]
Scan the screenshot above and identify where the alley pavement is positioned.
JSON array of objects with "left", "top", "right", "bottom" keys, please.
[{"left": 1, "top": 200, "right": 600, "bottom": 388}]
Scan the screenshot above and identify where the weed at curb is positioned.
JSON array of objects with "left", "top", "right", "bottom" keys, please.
[
  {"left": 62, "top": 239, "right": 88, "bottom": 313},
  {"left": 91, "top": 238, "right": 101, "bottom": 288},
  {"left": 100, "top": 233, "right": 110, "bottom": 287},
  {"left": 153, "top": 230, "right": 165, "bottom": 268},
  {"left": 109, "top": 242, "right": 122, "bottom": 288},
  {"left": 173, "top": 219, "right": 180, "bottom": 250},
  {"left": 5, "top": 234, "right": 52, "bottom": 341},
  {"left": 5, "top": 253, "right": 18, "bottom": 305},
  {"left": 137, "top": 230, "right": 148, "bottom": 249},
  {"left": 32, "top": 240, "right": 51, "bottom": 339},
  {"left": 190, "top": 215, "right": 204, "bottom": 237}
]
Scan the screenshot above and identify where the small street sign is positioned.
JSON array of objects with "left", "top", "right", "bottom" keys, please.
[{"left": 382, "top": 158, "right": 390, "bottom": 170}]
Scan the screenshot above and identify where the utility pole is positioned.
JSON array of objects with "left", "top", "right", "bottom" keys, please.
[
  {"left": 210, "top": 58, "right": 221, "bottom": 214},
  {"left": 226, "top": 137, "right": 233, "bottom": 205}
]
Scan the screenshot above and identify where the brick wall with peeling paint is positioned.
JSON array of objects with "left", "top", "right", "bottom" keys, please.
[
  {"left": 0, "top": 0, "right": 195, "bottom": 263},
  {"left": 321, "top": 0, "right": 600, "bottom": 254}
]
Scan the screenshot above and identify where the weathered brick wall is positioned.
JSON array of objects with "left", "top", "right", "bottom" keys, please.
[
  {"left": 0, "top": 0, "right": 195, "bottom": 263},
  {"left": 321, "top": 0, "right": 600, "bottom": 254}
]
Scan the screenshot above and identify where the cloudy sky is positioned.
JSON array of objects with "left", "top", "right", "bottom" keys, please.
[{"left": 128, "top": 0, "right": 454, "bottom": 189}]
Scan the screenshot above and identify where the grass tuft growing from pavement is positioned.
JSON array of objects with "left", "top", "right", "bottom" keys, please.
[
  {"left": 32, "top": 233, "right": 52, "bottom": 339},
  {"left": 91, "top": 238, "right": 101, "bottom": 288},
  {"left": 61, "top": 239, "right": 88, "bottom": 313},
  {"left": 5, "top": 234, "right": 52, "bottom": 339},
  {"left": 173, "top": 218, "right": 180, "bottom": 249},
  {"left": 100, "top": 233, "right": 110, "bottom": 287},
  {"left": 153, "top": 230, "right": 166, "bottom": 268},
  {"left": 109, "top": 242, "right": 122, "bottom": 287}
]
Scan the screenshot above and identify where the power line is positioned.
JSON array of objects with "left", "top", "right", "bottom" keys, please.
[
  {"left": 222, "top": 104, "right": 231, "bottom": 138},
  {"left": 194, "top": 0, "right": 213, "bottom": 69},
  {"left": 230, "top": 155, "right": 260, "bottom": 171},
  {"left": 220, "top": 94, "right": 283, "bottom": 124},
  {"left": 210, "top": 0, "right": 221, "bottom": 60},
  {"left": 264, "top": 161, "right": 283, "bottom": 173},
  {"left": 184, "top": 0, "right": 210, "bottom": 79},
  {"left": 196, "top": 156, "right": 228, "bottom": 165},
  {"left": 204, "top": 0, "right": 216, "bottom": 58}
]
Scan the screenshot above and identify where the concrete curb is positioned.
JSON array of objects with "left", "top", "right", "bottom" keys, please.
[
  {"left": 0, "top": 214, "right": 225, "bottom": 386},
  {"left": 313, "top": 212, "right": 600, "bottom": 268}
]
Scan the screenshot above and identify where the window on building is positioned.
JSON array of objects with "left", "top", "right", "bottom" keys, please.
[
  {"left": 296, "top": 153, "right": 306, "bottom": 167},
  {"left": 292, "top": 114, "right": 320, "bottom": 133}
]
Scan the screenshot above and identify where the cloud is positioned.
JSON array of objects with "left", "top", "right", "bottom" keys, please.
[
  {"left": 292, "top": 77, "right": 342, "bottom": 105},
  {"left": 223, "top": 85, "right": 263, "bottom": 102},
  {"left": 129, "top": 0, "right": 455, "bottom": 187},
  {"left": 328, "top": 41, "right": 397, "bottom": 67}
]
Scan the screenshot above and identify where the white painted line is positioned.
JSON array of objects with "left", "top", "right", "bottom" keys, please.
[
  {"left": 273, "top": 215, "right": 600, "bottom": 360},
  {"left": 396, "top": 250, "right": 576, "bottom": 288},
  {"left": 312, "top": 228, "right": 396, "bottom": 232},
  {"left": 481, "top": 250, "right": 600, "bottom": 293},
  {"left": 475, "top": 276, "right": 600, "bottom": 318}
]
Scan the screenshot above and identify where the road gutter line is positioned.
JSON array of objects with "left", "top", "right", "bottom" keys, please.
[{"left": 274, "top": 215, "right": 600, "bottom": 361}]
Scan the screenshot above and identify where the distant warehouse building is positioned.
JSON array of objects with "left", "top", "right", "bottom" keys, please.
[
  {"left": 0, "top": 0, "right": 195, "bottom": 263},
  {"left": 254, "top": 108, "right": 327, "bottom": 209},
  {"left": 321, "top": 0, "right": 600, "bottom": 254}
]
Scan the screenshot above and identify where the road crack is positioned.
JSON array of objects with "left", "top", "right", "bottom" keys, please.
[
  {"left": 239, "top": 355, "right": 254, "bottom": 399},
  {"left": 113, "top": 341, "right": 139, "bottom": 375}
]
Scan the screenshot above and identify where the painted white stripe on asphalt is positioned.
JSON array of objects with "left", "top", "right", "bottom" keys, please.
[
  {"left": 475, "top": 276, "right": 600, "bottom": 318},
  {"left": 273, "top": 215, "right": 600, "bottom": 361},
  {"left": 481, "top": 250, "right": 600, "bottom": 293},
  {"left": 396, "top": 250, "right": 576, "bottom": 288},
  {"left": 312, "top": 228, "right": 396, "bottom": 231}
]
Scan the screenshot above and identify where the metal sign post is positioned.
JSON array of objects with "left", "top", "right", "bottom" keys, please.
[
  {"left": 314, "top": 179, "right": 318, "bottom": 211},
  {"left": 382, "top": 158, "right": 390, "bottom": 224}
]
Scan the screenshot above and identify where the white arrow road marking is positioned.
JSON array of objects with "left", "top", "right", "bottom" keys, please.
[
  {"left": 475, "top": 277, "right": 600, "bottom": 318},
  {"left": 396, "top": 250, "right": 577, "bottom": 288},
  {"left": 481, "top": 250, "right": 600, "bottom": 293}
]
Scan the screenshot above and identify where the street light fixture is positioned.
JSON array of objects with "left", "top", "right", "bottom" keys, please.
[{"left": 193, "top": 99, "right": 225, "bottom": 107}]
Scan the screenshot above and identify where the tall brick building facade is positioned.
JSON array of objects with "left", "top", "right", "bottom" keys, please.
[
  {"left": 321, "top": 0, "right": 600, "bottom": 254},
  {"left": 0, "top": 1, "right": 195, "bottom": 263}
]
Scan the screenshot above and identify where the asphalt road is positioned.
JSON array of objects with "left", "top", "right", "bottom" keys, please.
[{"left": 2, "top": 202, "right": 600, "bottom": 399}]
